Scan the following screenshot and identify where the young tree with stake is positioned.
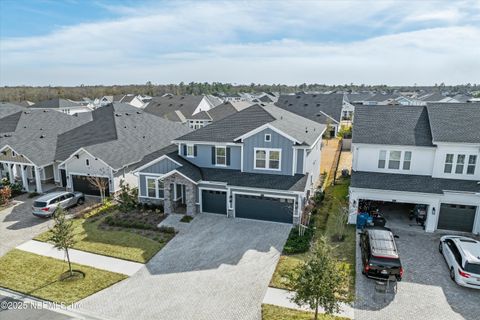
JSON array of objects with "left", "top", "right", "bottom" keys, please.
[{"left": 50, "top": 207, "right": 76, "bottom": 278}]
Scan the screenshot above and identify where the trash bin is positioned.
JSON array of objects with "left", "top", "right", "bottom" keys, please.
[{"left": 356, "top": 212, "right": 369, "bottom": 229}]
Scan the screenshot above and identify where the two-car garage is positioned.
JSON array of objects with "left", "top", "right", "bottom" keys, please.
[
  {"left": 200, "top": 189, "right": 296, "bottom": 224},
  {"left": 438, "top": 204, "right": 477, "bottom": 233},
  {"left": 71, "top": 175, "right": 110, "bottom": 197}
]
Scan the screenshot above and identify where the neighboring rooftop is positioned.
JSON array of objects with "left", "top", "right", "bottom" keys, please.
[
  {"left": 30, "top": 98, "right": 84, "bottom": 109},
  {"left": 0, "top": 102, "right": 26, "bottom": 118},
  {"left": 427, "top": 103, "right": 480, "bottom": 144},
  {"left": 275, "top": 93, "right": 344, "bottom": 123},
  {"left": 351, "top": 171, "right": 480, "bottom": 194},
  {"left": 352, "top": 105, "right": 434, "bottom": 146},
  {"left": 144, "top": 95, "right": 210, "bottom": 121}
]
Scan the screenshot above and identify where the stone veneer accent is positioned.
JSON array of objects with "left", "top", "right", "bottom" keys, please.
[{"left": 163, "top": 173, "right": 197, "bottom": 216}]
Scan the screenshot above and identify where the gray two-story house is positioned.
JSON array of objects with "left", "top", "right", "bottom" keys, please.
[{"left": 134, "top": 104, "right": 326, "bottom": 224}]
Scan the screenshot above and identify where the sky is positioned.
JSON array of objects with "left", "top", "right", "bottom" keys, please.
[{"left": 1, "top": 0, "right": 479, "bottom": 86}]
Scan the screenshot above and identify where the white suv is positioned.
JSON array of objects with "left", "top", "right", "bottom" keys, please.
[{"left": 439, "top": 235, "right": 480, "bottom": 289}]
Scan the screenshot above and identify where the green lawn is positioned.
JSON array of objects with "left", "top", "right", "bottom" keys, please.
[
  {"left": 34, "top": 216, "right": 173, "bottom": 263},
  {"left": 262, "top": 304, "right": 347, "bottom": 320},
  {"left": 270, "top": 178, "right": 356, "bottom": 296},
  {"left": 0, "top": 249, "right": 127, "bottom": 304}
]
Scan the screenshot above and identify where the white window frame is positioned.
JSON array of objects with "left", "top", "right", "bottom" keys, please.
[
  {"left": 145, "top": 177, "right": 164, "bottom": 199},
  {"left": 264, "top": 134, "right": 271, "bottom": 142},
  {"left": 215, "top": 146, "right": 227, "bottom": 166},
  {"left": 402, "top": 151, "right": 412, "bottom": 170},
  {"left": 455, "top": 154, "right": 466, "bottom": 174},
  {"left": 186, "top": 144, "right": 194, "bottom": 158},
  {"left": 378, "top": 150, "right": 386, "bottom": 169},
  {"left": 444, "top": 153, "right": 454, "bottom": 173},
  {"left": 467, "top": 155, "right": 477, "bottom": 175},
  {"left": 254, "top": 148, "right": 282, "bottom": 171}
]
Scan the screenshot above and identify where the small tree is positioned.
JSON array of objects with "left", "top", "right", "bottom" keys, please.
[
  {"left": 50, "top": 207, "right": 76, "bottom": 277},
  {"left": 117, "top": 180, "right": 138, "bottom": 212},
  {"left": 0, "top": 185, "right": 12, "bottom": 206},
  {"left": 288, "top": 237, "right": 350, "bottom": 320},
  {"left": 331, "top": 200, "right": 349, "bottom": 242},
  {"left": 87, "top": 176, "right": 109, "bottom": 203}
]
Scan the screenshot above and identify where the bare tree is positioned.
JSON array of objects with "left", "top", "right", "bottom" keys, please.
[{"left": 87, "top": 176, "right": 109, "bottom": 202}]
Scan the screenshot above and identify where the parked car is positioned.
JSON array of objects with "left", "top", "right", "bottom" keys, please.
[
  {"left": 32, "top": 191, "right": 85, "bottom": 217},
  {"left": 360, "top": 227, "right": 403, "bottom": 281},
  {"left": 439, "top": 235, "right": 480, "bottom": 289}
]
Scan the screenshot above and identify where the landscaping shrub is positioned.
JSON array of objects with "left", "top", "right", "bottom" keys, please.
[
  {"left": 180, "top": 215, "right": 193, "bottom": 223},
  {"left": 283, "top": 226, "right": 314, "bottom": 255},
  {"left": 116, "top": 181, "right": 138, "bottom": 212},
  {"left": 9, "top": 183, "right": 23, "bottom": 197},
  {"left": 157, "top": 226, "right": 175, "bottom": 234},
  {"left": 28, "top": 192, "right": 40, "bottom": 198},
  {"left": 0, "top": 186, "right": 12, "bottom": 206}
]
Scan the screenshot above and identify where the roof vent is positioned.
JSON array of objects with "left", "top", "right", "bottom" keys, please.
[
  {"left": 40, "top": 135, "right": 45, "bottom": 138},
  {"left": 115, "top": 113, "right": 122, "bottom": 117},
  {"left": 143, "top": 136, "right": 146, "bottom": 139},
  {"left": 136, "top": 111, "right": 142, "bottom": 114},
  {"left": 288, "top": 103, "right": 293, "bottom": 106},
  {"left": 24, "top": 126, "right": 27, "bottom": 128},
  {"left": 125, "top": 112, "right": 130, "bottom": 116},
  {"left": 316, "top": 103, "right": 321, "bottom": 107},
  {"left": 304, "top": 103, "right": 308, "bottom": 106},
  {"left": 169, "top": 104, "right": 173, "bottom": 106},
  {"left": 23, "top": 111, "right": 30, "bottom": 114},
  {"left": 313, "top": 94, "right": 317, "bottom": 97},
  {"left": 124, "top": 126, "right": 127, "bottom": 128},
  {"left": 43, "top": 110, "right": 48, "bottom": 112}
]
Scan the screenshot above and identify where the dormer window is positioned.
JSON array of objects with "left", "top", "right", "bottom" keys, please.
[{"left": 264, "top": 134, "right": 271, "bottom": 142}]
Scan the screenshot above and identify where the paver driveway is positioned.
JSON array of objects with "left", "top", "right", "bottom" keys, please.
[
  {"left": 0, "top": 194, "right": 54, "bottom": 257},
  {"left": 79, "top": 214, "right": 291, "bottom": 320},
  {"left": 355, "top": 204, "right": 480, "bottom": 320}
]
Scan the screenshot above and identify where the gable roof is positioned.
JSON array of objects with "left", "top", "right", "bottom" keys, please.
[
  {"left": 144, "top": 95, "right": 207, "bottom": 121},
  {"left": 176, "top": 103, "right": 325, "bottom": 146},
  {"left": 427, "top": 103, "right": 480, "bottom": 144},
  {"left": 56, "top": 103, "right": 193, "bottom": 170},
  {"left": 0, "top": 102, "right": 26, "bottom": 118},
  {"left": 0, "top": 109, "right": 91, "bottom": 166},
  {"left": 275, "top": 93, "right": 344, "bottom": 123},
  {"left": 0, "top": 112, "right": 22, "bottom": 134},
  {"left": 352, "top": 105, "right": 434, "bottom": 146}
]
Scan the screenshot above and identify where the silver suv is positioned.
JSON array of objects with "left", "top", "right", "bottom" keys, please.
[{"left": 32, "top": 191, "right": 85, "bottom": 217}]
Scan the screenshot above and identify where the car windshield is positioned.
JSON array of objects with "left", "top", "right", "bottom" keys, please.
[
  {"left": 370, "top": 256, "right": 401, "bottom": 268},
  {"left": 464, "top": 263, "right": 480, "bottom": 275},
  {"left": 33, "top": 201, "right": 47, "bottom": 207}
]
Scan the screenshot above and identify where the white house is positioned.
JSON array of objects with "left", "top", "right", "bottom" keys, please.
[
  {"left": 349, "top": 103, "right": 480, "bottom": 234},
  {"left": 30, "top": 98, "right": 93, "bottom": 114}
]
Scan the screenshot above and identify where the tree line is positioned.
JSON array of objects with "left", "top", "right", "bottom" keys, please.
[{"left": 0, "top": 82, "right": 477, "bottom": 103}]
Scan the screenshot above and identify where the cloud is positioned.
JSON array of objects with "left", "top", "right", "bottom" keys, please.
[{"left": 1, "top": 0, "right": 479, "bottom": 85}]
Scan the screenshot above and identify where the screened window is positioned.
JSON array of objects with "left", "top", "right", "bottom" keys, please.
[
  {"left": 255, "top": 150, "right": 266, "bottom": 168},
  {"left": 388, "top": 151, "right": 401, "bottom": 169},
  {"left": 215, "top": 147, "right": 226, "bottom": 165},
  {"left": 444, "top": 154, "right": 454, "bottom": 173},
  {"left": 269, "top": 151, "right": 280, "bottom": 169},
  {"left": 186, "top": 145, "right": 194, "bottom": 157},
  {"left": 147, "top": 178, "right": 156, "bottom": 198},
  {"left": 378, "top": 150, "right": 386, "bottom": 168},
  {"left": 403, "top": 151, "right": 412, "bottom": 170},
  {"left": 467, "top": 155, "right": 477, "bottom": 175},
  {"left": 455, "top": 154, "right": 465, "bottom": 174}
]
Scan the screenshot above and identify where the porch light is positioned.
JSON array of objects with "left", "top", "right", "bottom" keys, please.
[{"left": 432, "top": 207, "right": 436, "bottom": 215}]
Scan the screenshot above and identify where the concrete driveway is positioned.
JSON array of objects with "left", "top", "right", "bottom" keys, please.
[
  {"left": 79, "top": 214, "right": 291, "bottom": 320},
  {"left": 355, "top": 204, "right": 480, "bottom": 320},
  {"left": 0, "top": 193, "right": 54, "bottom": 257}
]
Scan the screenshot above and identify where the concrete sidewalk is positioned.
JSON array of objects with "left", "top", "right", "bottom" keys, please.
[
  {"left": 263, "top": 287, "right": 354, "bottom": 319},
  {"left": 16, "top": 240, "right": 143, "bottom": 276}
]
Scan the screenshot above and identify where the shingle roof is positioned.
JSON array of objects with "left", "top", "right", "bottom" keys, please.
[
  {"left": 200, "top": 168, "right": 308, "bottom": 192},
  {"left": 30, "top": 98, "right": 82, "bottom": 109},
  {"left": 144, "top": 95, "right": 206, "bottom": 121},
  {"left": 426, "top": 103, "right": 480, "bottom": 143},
  {"left": 0, "top": 109, "right": 91, "bottom": 166},
  {"left": 352, "top": 105, "right": 434, "bottom": 146},
  {"left": 0, "top": 102, "right": 26, "bottom": 118},
  {"left": 0, "top": 112, "right": 22, "bottom": 134},
  {"left": 351, "top": 171, "right": 480, "bottom": 194},
  {"left": 176, "top": 104, "right": 325, "bottom": 146},
  {"left": 56, "top": 103, "right": 193, "bottom": 170},
  {"left": 275, "top": 93, "right": 344, "bottom": 123}
]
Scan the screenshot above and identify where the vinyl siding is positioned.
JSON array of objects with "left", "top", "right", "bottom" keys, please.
[
  {"left": 179, "top": 143, "right": 241, "bottom": 170},
  {"left": 296, "top": 149, "right": 304, "bottom": 174},
  {"left": 138, "top": 157, "right": 181, "bottom": 197}
]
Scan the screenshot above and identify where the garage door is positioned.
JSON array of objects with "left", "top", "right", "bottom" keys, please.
[
  {"left": 72, "top": 175, "right": 110, "bottom": 197},
  {"left": 201, "top": 190, "right": 227, "bottom": 214},
  {"left": 235, "top": 194, "right": 294, "bottom": 223},
  {"left": 438, "top": 204, "right": 477, "bottom": 232}
]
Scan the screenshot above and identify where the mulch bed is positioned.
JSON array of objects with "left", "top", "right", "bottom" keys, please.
[{"left": 108, "top": 209, "right": 167, "bottom": 228}]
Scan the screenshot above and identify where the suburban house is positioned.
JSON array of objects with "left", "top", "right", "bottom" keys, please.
[
  {"left": 30, "top": 98, "right": 94, "bottom": 114},
  {"left": 275, "top": 93, "right": 347, "bottom": 136},
  {"left": 0, "top": 107, "right": 91, "bottom": 192},
  {"left": 143, "top": 95, "right": 216, "bottom": 128},
  {"left": 54, "top": 103, "right": 192, "bottom": 196},
  {"left": 134, "top": 104, "right": 326, "bottom": 224},
  {"left": 182, "top": 101, "right": 253, "bottom": 129},
  {"left": 349, "top": 103, "right": 480, "bottom": 234}
]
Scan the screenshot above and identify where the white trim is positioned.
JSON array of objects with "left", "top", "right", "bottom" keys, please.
[
  {"left": 240, "top": 144, "right": 244, "bottom": 172},
  {"left": 58, "top": 147, "right": 112, "bottom": 170},
  {"left": 234, "top": 124, "right": 300, "bottom": 144},
  {"left": 292, "top": 148, "right": 297, "bottom": 176},
  {"left": 214, "top": 146, "right": 227, "bottom": 167},
  {"left": 199, "top": 187, "right": 228, "bottom": 214},
  {"left": 138, "top": 172, "right": 165, "bottom": 177},
  {"left": 172, "top": 140, "right": 241, "bottom": 146},
  {"left": 132, "top": 154, "right": 182, "bottom": 173},
  {"left": 264, "top": 133, "right": 271, "bottom": 142},
  {"left": 253, "top": 147, "right": 282, "bottom": 171},
  {"left": 161, "top": 169, "right": 198, "bottom": 185},
  {"left": 68, "top": 171, "right": 110, "bottom": 178},
  {"left": 231, "top": 190, "right": 297, "bottom": 219},
  {"left": 186, "top": 144, "right": 195, "bottom": 158}
]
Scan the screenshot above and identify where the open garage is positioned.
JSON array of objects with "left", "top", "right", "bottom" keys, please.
[
  {"left": 234, "top": 194, "right": 294, "bottom": 224},
  {"left": 71, "top": 175, "right": 110, "bottom": 197}
]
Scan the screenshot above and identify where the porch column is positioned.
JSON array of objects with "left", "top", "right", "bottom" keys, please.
[
  {"left": 185, "top": 183, "right": 197, "bottom": 216},
  {"left": 21, "top": 165, "right": 29, "bottom": 192},
  {"left": 35, "top": 166, "right": 43, "bottom": 193},
  {"left": 163, "top": 183, "right": 172, "bottom": 214},
  {"left": 7, "top": 164, "right": 14, "bottom": 184}
]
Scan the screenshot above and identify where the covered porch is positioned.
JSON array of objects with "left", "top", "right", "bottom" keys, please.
[
  {"left": 0, "top": 161, "right": 55, "bottom": 193},
  {"left": 162, "top": 172, "right": 198, "bottom": 216}
]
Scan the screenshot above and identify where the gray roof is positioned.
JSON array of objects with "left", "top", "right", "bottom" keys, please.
[
  {"left": 176, "top": 104, "right": 325, "bottom": 146},
  {"left": 275, "top": 93, "right": 344, "bottom": 123},
  {"left": 0, "top": 102, "right": 26, "bottom": 118},
  {"left": 351, "top": 171, "right": 480, "bottom": 194},
  {"left": 144, "top": 95, "right": 207, "bottom": 121},
  {"left": 56, "top": 103, "right": 193, "bottom": 170},
  {"left": 0, "top": 112, "right": 22, "bottom": 134},
  {"left": 427, "top": 103, "right": 480, "bottom": 143},
  {"left": 365, "top": 93, "right": 400, "bottom": 103},
  {"left": 0, "top": 109, "right": 91, "bottom": 166},
  {"left": 30, "top": 98, "right": 82, "bottom": 109},
  {"left": 352, "top": 105, "right": 433, "bottom": 146},
  {"left": 346, "top": 93, "right": 375, "bottom": 103},
  {"left": 418, "top": 92, "right": 447, "bottom": 102}
]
